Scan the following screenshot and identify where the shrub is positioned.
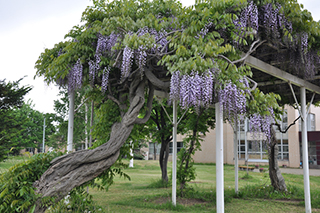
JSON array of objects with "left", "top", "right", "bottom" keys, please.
[{"left": 0, "top": 152, "right": 63, "bottom": 212}]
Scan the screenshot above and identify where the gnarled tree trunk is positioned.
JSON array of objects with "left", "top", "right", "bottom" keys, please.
[
  {"left": 268, "top": 127, "right": 287, "bottom": 191},
  {"left": 32, "top": 80, "right": 154, "bottom": 213}
]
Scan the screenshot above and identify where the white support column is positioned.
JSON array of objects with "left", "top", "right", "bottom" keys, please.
[
  {"left": 42, "top": 118, "right": 46, "bottom": 153},
  {"left": 234, "top": 122, "right": 238, "bottom": 194},
  {"left": 67, "top": 90, "right": 75, "bottom": 153},
  {"left": 216, "top": 102, "right": 224, "bottom": 213},
  {"left": 85, "top": 103, "right": 88, "bottom": 150},
  {"left": 244, "top": 118, "right": 248, "bottom": 164},
  {"left": 301, "top": 86, "right": 311, "bottom": 213},
  {"left": 172, "top": 100, "right": 177, "bottom": 206}
]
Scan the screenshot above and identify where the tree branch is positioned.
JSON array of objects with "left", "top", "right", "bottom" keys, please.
[
  {"left": 74, "top": 97, "right": 89, "bottom": 113},
  {"left": 112, "top": 50, "right": 122, "bottom": 67},
  {"left": 272, "top": 115, "right": 301, "bottom": 134},
  {"left": 218, "top": 39, "right": 267, "bottom": 65},
  {"left": 107, "top": 94, "right": 121, "bottom": 108},
  {"left": 232, "top": 39, "right": 267, "bottom": 64},
  {"left": 144, "top": 68, "right": 170, "bottom": 90},
  {"left": 135, "top": 82, "right": 155, "bottom": 124}
]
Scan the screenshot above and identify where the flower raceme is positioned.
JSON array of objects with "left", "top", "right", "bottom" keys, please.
[{"left": 169, "top": 70, "right": 214, "bottom": 109}]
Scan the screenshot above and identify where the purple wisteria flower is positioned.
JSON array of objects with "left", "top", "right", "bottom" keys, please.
[
  {"left": 68, "top": 58, "right": 83, "bottom": 92},
  {"left": 218, "top": 81, "right": 246, "bottom": 122},
  {"left": 248, "top": 108, "right": 275, "bottom": 143},
  {"left": 106, "top": 33, "right": 119, "bottom": 52},
  {"left": 170, "top": 71, "right": 180, "bottom": 101},
  {"left": 101, "top": 66, "right": 110, "bottom": 93},
  {"left": 121, "top": 46, "right": 134, "bottom": 78},
  {"left": 169, "top": 70, "right": 214, "bottom": 109}
]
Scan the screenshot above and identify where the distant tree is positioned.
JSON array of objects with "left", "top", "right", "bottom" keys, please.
[
  {"left": 0, "top": 78, "right": 31, "bottom": 161},
  {"left": 0, "top": 78, "right": 31, "bottom": 111},
  {"left": 148, "top": 100, "right": 173, "bottom": 182},
  {"left": 177, "top": 106, "right": 215, "bottom": 195},
  {"left": 8, "top": 101, "right": 58, "bottom": 153}
]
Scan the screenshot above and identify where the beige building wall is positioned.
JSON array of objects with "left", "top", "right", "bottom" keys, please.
[
  {"left": 192, "top": 105, "right": 320, "bottom": 168},
  {"left": 193, "top": 129, "right": 216, "bottom": 163},
  {"left": 287, "top": 106, "right": 300, "bottom": 167}
]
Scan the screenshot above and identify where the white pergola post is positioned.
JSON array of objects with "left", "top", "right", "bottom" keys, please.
[
  {"left": 216, "top": 102, "right": 224, "bottom": 213},
  {"left": 67, "top": 90, "right": 75, "bottom": 152},
  {"left": 233, "top": 123, "right": 238, "bottom": 193},
  {"left": 301, "top": 86, "right": 311, "bottom": 213},
  {"left": 172, "top": 100, "right": 177, "bottom": 206}
]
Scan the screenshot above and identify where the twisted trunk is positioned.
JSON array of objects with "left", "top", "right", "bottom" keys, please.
[
  {"left": 268, "top": 127, "right": 287, "bottom": 191},
  {"left": 32, "top": 81, "right": 148, "bottom": 213}
]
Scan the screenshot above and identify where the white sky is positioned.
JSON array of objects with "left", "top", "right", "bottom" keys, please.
[{"left": 0, "top": 0, "right": 318, "bottom": 114}]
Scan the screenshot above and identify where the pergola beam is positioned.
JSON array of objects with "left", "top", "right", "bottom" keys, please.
[{"left": 245, "top": 55, "right": 320, "bottom": 94}]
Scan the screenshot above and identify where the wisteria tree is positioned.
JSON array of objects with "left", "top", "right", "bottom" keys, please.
[{"left": 30, "top": 0, "right": 320, "bottom": 211}]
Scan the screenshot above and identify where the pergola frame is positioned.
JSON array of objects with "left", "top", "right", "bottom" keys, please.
[
  {"left": 238, "top": 55, "right": 320, "bottom": 213},
  {"left": 154, "top": 54, "right": 320, "bottom": 212}
]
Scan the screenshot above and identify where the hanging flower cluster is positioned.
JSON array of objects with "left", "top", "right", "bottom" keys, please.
[
  {"left": 248, "top": 108, "right": 275, "bottom": 143},
  {"left": 234, "top": 1, "right": 258, "bottom": 32},
  {"left": 87, "top": 27, "right": 170, "bottom": 88},
  {"left": 121, "top": 46, "right": 134, "bottom": 78},
  {"left": 236, "top": 1, "right": 317, "bottom": 79},
  {"left": 218, "top": 81, "right": 247, "bottom": 123},
  {"left": 101, "top": 66, "right": 110, "bottom": 93},
  {"left": 169, "top": 70, "right": 214, "bottom": 109},
  {"left": 96, "top": 33, "right": 119, "bottom": 55},
  {"left": 68, "top": 58, "right": 83, "bottom": 92}
]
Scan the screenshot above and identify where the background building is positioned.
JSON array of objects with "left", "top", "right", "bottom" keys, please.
[
  {"left": 193, "top": 105, "right": 320, "bottom": 168},
  {"left": 146, "top": 105, "right": 320, "bottom": 168}
]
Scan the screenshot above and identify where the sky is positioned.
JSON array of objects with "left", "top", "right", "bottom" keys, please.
[{"left": 1, "top": 0, "right": 319, "bottom": 114}]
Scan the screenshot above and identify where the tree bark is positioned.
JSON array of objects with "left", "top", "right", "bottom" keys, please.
[
  {"left": 32, "top": 81, "right": 147, "bottom": 213},
  {"left": 159, "top": 140, "right": 170, "bottom": 182},
  {"left": 268, "top": 127, "right": 287, "bottom": 192},
  {"left": 153, "top": 143, "right": 157, "bottom": 160}
]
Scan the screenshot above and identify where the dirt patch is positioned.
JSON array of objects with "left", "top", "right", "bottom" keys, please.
[
  {"left": 274, "top": 198, "right": 303, "bottom": 203},
  {"left": 151, "top": 197, "right": 209, "bottom": 206}
]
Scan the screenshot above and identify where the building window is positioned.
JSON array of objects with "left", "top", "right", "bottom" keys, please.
[
  {"left": 277, "top": 139, "right": 289, "bottom": 160},
  {"left": 299, "top": 113, "right": 316, "bottom": 131},
  {"left": 308, "top": 113, "right": 315, "bottom": 131},
  {"left": 169, "top": 142, "right": 183, "bottom": 154},
  {"left": 248, "top": 140, "right": 268, "bottom": 160},
  {"left": 238, "top": 140, "right": 246, "bottom": 159},
  {"left": 275, "top": 111, "right": 289, "bottom": 160},
  {"left": 149, "top": 142, "right": 161, "bottom": 155},
  {"left": 238, "top": 112, "right": 288, "bottom": 161}
]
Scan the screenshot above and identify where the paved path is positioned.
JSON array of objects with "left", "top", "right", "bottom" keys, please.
[
  {"left": 251, "top": 167, "right": 320, "bottom": 176},
  {"left": 279, "top": 167, "right": 320, "bottom": 176}
]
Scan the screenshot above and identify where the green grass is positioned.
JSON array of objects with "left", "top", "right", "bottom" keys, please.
[
  {"left": 88, "top": 160, "right": 320, "bottom": 212},
  {"left": 0, "top": 155, "right": 29, "bottom": 173},
  {"left": 2, "top": 157, "right": 320, "bottom": 212}
]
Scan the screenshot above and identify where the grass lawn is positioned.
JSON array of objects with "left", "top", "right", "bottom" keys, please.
[
  {"left": 0, "top": 155, "right": 27, "bottom": 173},
  {"left": 1, "top": 156, "right": 320, "bottom": 212},
  {"left": 88, "top": 160, "right": 320, "bottom": 212}
]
